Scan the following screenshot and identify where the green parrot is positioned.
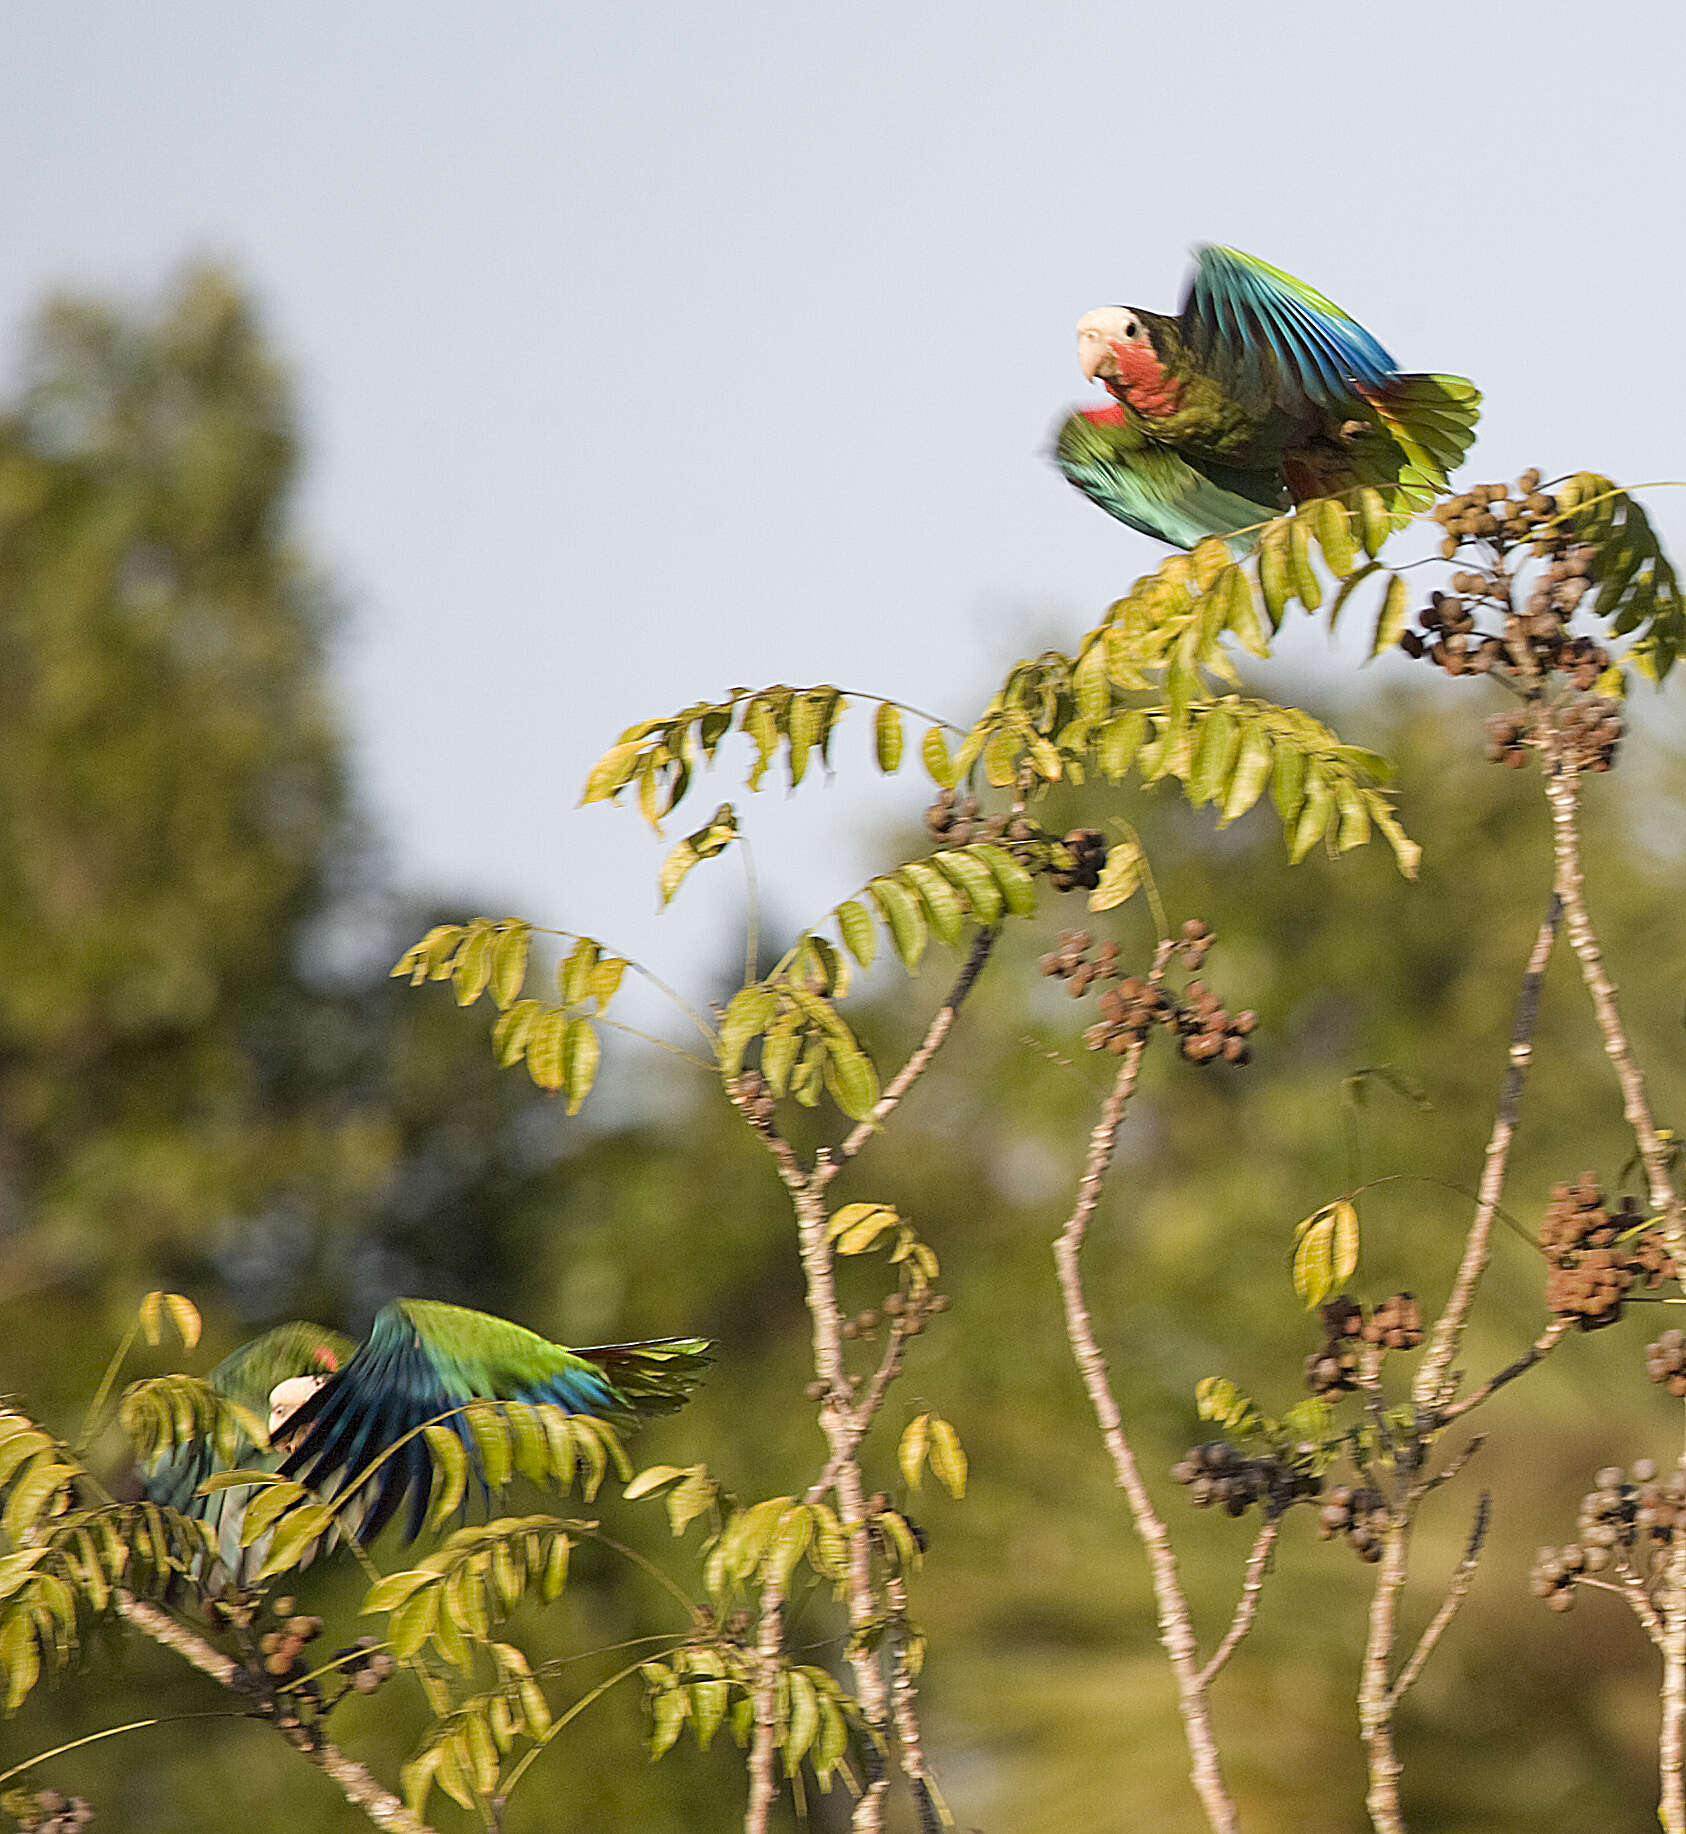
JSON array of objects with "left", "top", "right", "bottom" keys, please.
[
  {"left": 141, "top": 1322, "right": 355, "bottom": 1582},
  {"left": 142, "top": 1303, "right": 710, "bottom": 1578},
  {"left": 1053, "top": 244, "right": 1481, "bottom": 553}
]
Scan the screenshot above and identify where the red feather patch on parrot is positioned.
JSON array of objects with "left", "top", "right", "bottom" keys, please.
[{"left": 1105, "top": 341, "right": 1182, "bottom": 418}]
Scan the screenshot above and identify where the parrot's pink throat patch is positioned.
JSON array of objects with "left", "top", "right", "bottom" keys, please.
[{"left": 1107, "top": 341, "right": 1182, "bottom": 418}]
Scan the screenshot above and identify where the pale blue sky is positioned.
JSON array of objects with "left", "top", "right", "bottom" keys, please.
[{"left": 5, "top": 0, "right": 1683, "bottom": 992}]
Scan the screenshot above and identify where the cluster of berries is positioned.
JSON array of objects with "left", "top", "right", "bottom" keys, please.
[
  {"left": 1530, "top": 1459, "right": 1681, "bottom": 1611},
  {"left": 1427, "top": 472, "right": 1557, "bottom": 560},
  {"left": 1480, "top": 695, "right": 1624, "bottom": 772},
  {"left": 1646, "top": 1330, "right": 1686, "bottom": 1396},
  {"left": 1046, "top": 827, "right": 1109, "bottom": 893},
  {"left": 1539, "top": 1178, "right": 1672, "bottom": 1330},
  {"left": 1316, "top": 1484, "right": 1392, "bottom": 1563},
  {"left": 1086, "top": 979, "right": 1256, "bottom": 1065},
  {"left": 1170, "top": 1440, "right": 1321, "bottom": 1520},
  {"left": 1041, "top": 923, "right": 1256, "bottom": 1065},
  {"left": 923, "top": 790, "right": 1038, "bottom": 854},
  {"left": 259, "top": 1603, "right": 326, "bottom": 1681},
  {"left": 2, "top": 1792, "right": 94, "bottom": 1834},
  {"left": 1302, "top": 1295, "right": 1421, "bottom": 1399},
  {"left": 836, "top": 1289, "right": 951, "bottom": 1346},
  {"left": 1038, "top": 929, "right": 1121, "bottom": 995},
  {"left": 1556, "top": 695, "right": 1625, "bottom": 772},
  {"left": 337, "top": 1635, "right": 399, "bottom": 1697},
  {"left": 1400, "top": 472, "right": 1628, "bottom": 725}
]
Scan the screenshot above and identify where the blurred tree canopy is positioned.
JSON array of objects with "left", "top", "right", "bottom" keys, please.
[
  {"left": 0, "top": 271, "right": 602, "bottom": 1408},
  {"left": 2, "top": 268, "right": 1684, "bottom": 1833}
]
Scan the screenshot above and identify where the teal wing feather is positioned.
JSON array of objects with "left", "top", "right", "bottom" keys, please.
[
  {"left": 1055, "top": 409, "right": 1288, "bottom": 555},
  {"left": 1180, "top": 245, "right": 1396, "bottom": 418},
  {"left": 278, "top": 1301, "right": 711, "bottom": 1544}
]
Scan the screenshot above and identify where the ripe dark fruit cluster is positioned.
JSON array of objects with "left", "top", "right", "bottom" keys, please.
[
  {"left": 1304, "top": 1294, "right": 1421, "bottom": 1397},
  {"left": 1428, "top": 474, "right": 1555, "bottom": 562},
  {"left": 1038, "top": 928, "right": 1120, "bottom": 996},
  {"left": 1042, "top": 923, "right": 1256, "bottom": 1065},
  {"left": 839, "top": 1288, "right": 950, "bottom": 1345},
  {"left": 923, "top": 789, "right": 1037, "bottom": 854},
  {"left": 1177, "top": 918, "right": 1214, "bottom": 969},
  {"left": 1402, "top": 472, "right": 1628, "bottom": 744},
  {"left": 1363, "top": 1294, "right": 1423, "bottom": 1351},
  {"left": 1170, "top": 1440, "right": 1321, "bottom": 1520},
  {"left": 339, "top": 1634, "right": 398, "bottom": 1696},
  {"left": 1531, "top": 1459, "right": 1682, "bottom": 1612},
  {"left": 1317, "top": 1484, "right": 1391, "bottom": 1562},
  {"left": 1093, "top": 980, "right": 1254, "bottom": 1063},
  {"left": 1305, "top": 1296, "right": 1364, "bottom": 1397},
  {"left": 1557, "top": 695, "right": 1625, "bottom": 772},
  {"left": 1646, "top": 1330, "right": 1686, "bottom": 1396},
  {"left": 1539, "top": 1177, "right": 1672, "bottom": 1330},
  {"left": 260, "top": 1608, "right": 324, "bottom": 1681},
  {"left": 1046, "top": 827, "right": 1108, "bottom": 893}
]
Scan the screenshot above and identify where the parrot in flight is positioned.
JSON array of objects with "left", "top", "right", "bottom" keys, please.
[
  {"left": 1053, "top": 244, "right": 1481, "bottom": 553},
  {"left": 141, "top": 1303, "right": 710, "bottom": 1577}
]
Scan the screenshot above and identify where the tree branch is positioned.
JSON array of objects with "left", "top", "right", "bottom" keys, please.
[
  {"left": 1390, "top": 1491, "right": 1490, "bottom": 1702},
  {"left": 885, "top": 1570, "right": 946, "bottom": 1832},
  {"left": 113, "top": 1590, "right": 436, "bottom": 1834},
  {"left": 825, "top": 924, "right": 997, "bottom": 1179},
  {"left": 732, "top": 1094, "right": 893, "bottom": 1833},
  {"left": 743, "top": 1583, "right": 786, "bottom": 1834},
  {"left": 1543, "top": 757, "right": 1685, "bottom": 1253},
  {"left": 1196, "top": 1519, "right": 1280, "bottom": 1690},
  {"left": 1358, "top": 1517, "right": 1411, "bottom": 1834},
  {"left": 1414, "top": 890, "right": 1562, "bottom": 1411},
  {"left": 1430, "top": 1318, "right": 1572, "bottom": 1428},
  {"left": 1052, "top": 941, "right": 1240, "bottom": 1834}
]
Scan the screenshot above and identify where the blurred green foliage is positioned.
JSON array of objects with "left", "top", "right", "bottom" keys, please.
[{"left": 2, "top": 268, "right": 1685, "bottom": 1832}]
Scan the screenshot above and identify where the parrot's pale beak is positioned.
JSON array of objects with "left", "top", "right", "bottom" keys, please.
[{"left": 1076, "top": 315, "right": 1120, "bottom": 384}]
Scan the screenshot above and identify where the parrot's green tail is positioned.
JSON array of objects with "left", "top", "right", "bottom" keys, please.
[
  {"left": 580, "top": 1337, "right": 713, "bottom": 1418},
  {"left": 1369, "top": 372, "right": 1483, "bottom": 509}
]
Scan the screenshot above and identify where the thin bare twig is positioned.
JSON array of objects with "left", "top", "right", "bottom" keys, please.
[
  {"left": 113, "top": 1591, "right": 436, "bottom": 1834},
  {"left": 827, "top": 925, "right": 998, "bottom": 1178},
  {"left": 1391, "top": 1491, "right": 1490, "bottom": 1701},
  {"left": 1052, "top": 941, "right": 1241, "bottom": 1834},
  {"left": 1413, "top": 1436, "right": 1485, "bottom": 1502},
  {"left": 1415, "top": 890, "right": 1562, "bottom": 1411},
  {"left": 1196, "top": 1519, "right": 1280, "bottom": 1689},
  {"left": 1431, "top": 1318, "right": 1573, "bottom": 1428}
]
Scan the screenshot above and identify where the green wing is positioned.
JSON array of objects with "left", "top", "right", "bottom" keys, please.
[
  {"left": 278, "top": 1300, "right": 711, "bottom": 1543},
  {"left": 1055, "top": 408, "right": 1288, "bottom": 555}
]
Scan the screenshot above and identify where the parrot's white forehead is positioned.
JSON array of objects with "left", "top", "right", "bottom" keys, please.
[
  {"left": 1077, "top": 306, "right": 1137, "bottom": 339},
  {"left": 268, "top": 1373, "right": 326, "bottom": 1434}
]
